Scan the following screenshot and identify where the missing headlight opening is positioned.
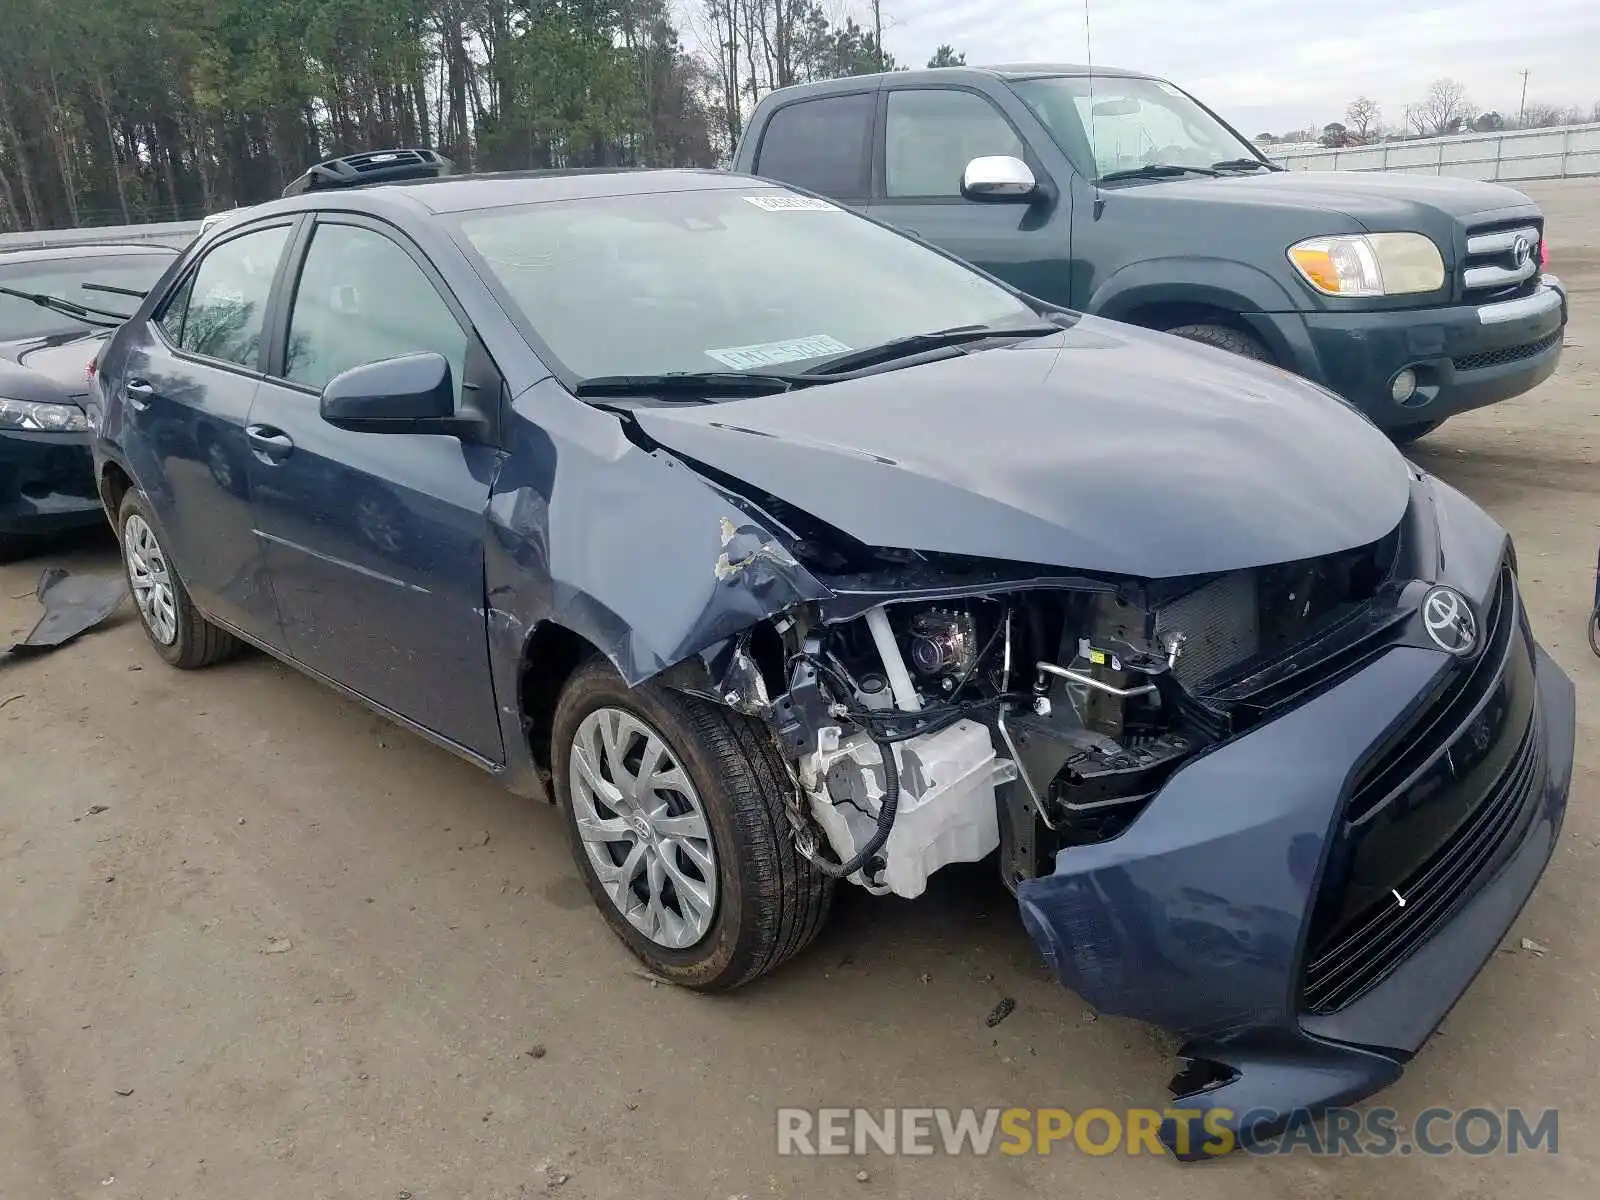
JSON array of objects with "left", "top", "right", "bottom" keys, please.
[{"left": 758, "top": 533, "right": 1399, "bottom": 897}]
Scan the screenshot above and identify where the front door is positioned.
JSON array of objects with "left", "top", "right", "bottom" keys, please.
[
  {"left": 246, "top": 216, "right": 504, "bottom": 759},
  {"left": 111, "top": 221, "right": 296, "bottom": 640},
  {"left": 867, "top": 87, "right": 1073, "bottom": 307}
]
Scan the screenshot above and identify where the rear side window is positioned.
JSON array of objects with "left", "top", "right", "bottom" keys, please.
[
  {"left": 885, "top": 90, "right": 1027, "bottom": 198},
  {"left": 169, "top": 225, "right": 290, "bottom": 368},
  {"left": 755, "top": 93, "right": 874, "bottom": 199}
]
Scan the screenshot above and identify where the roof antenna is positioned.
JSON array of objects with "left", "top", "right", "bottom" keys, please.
[{"left": 1085, "top": 0, "right": 1105, "bottom": 217}]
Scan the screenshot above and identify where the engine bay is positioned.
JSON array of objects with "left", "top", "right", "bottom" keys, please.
[{"left": 758, "top": 537, "right": 1397, "bottom": 896}]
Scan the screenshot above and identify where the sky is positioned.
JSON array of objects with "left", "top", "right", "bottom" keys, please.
[{"left": 871, "top": 0, "right": 1599, "bottom": 136}]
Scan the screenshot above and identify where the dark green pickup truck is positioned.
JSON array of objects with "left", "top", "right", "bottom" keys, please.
[{"left": 731, "top": 64, "right": 1568, "bottom": 442}]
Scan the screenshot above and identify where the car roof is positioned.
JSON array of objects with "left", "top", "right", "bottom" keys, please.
[
  {"left": 240, "top": 167, "right": 779, "bottom": 219},
  {"left": 754, "top": 62, "right": 1156, "bottom": 99},
  {"left": 0, "top": 242, "right": 181, "bottom": 265}
]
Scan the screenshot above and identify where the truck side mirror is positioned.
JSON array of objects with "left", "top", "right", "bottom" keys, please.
[{"left": 961, "top": 156, "right": 1038, "bottom": 202}]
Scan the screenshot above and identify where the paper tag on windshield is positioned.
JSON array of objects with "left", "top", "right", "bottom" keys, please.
[
  {"left": 743, "top": 195, "right": 839, "bottom": 212},
  {"left": 705, "top": 334, "right": 851, "bottom": 369}
]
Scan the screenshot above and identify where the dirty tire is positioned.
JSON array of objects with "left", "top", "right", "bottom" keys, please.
[
  {"left": 116, "top": 489, "right": 240, "bottom": 669},
  {"left": 1389, "top": 420, "right": 1442, "bottom": 446},
  {"left": 1165, "top": 323, "right": 1274, "bottom": 364},
  {"left": 552, "top": 657, "right": 832, "bottom": 990}
]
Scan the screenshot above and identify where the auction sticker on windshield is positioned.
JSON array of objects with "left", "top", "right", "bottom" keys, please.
[
  {"left": 706, "top": 334, "right": 851, "bottom": 369},
  {"left": 742, "top": 195, "right": 838, "bottom": 212}
]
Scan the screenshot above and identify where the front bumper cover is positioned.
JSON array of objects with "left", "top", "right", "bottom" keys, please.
[
  {"left": 0, "top": 427, "right": 101, "bottom": 538},
  {"left": 1016, "top": 574, "right": 1574, "bottom": 1158}
]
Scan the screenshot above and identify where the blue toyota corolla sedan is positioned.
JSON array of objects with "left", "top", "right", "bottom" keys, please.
[{"left": 91, "top": 150, "right": 1575, "bottom": 1157}]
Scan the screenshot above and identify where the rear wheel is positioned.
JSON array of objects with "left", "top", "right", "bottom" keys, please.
[
  {"left": 117, "top": 490, "right": 240, "bottom": 669},
  {"left": 552, "top": 657, "right": 832, "bottom": 990},
  {"left": 1165, "top": 322, "right": 1275, "bottom": 364}
]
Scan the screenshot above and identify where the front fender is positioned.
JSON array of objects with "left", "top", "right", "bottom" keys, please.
[{"left": 1089, "top": 257, "right": 1302, "bottom": 323}]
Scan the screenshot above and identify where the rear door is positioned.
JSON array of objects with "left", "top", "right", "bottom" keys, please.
[
  {"left": 110, "top": 220, "right": 297, "bottom": 641},
  {"left": 748, "top": 90, "right": 876, "bottom": 208},
  {"left": 245, "top": 214, "right": 504, "bottom": 759},
  {"left": 867, "top": 87, "right": 1073, "bottom": 305}
]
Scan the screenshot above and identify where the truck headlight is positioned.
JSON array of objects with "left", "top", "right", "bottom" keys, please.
[
  {"left": 0, "top": 397, "right": 92, "bottom": 432},
  {"left": 1288, "top": 233, "right": 1445, "bottom": 297}
]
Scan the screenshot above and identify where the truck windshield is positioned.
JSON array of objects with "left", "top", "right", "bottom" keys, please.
[
  {"left": 1010, "top": 75, "right": 1263, "bottom": 181},
  {"left": 453, "top": 188, "right": 1040, "bottom": 382}
]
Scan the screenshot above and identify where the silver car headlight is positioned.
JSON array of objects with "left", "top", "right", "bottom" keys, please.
[
  {"left": 1288, "top": 232, "right": 1446, "bottom": 297},
  {"left": 0, "top": 397, "right": 92, "bottom": 433}
]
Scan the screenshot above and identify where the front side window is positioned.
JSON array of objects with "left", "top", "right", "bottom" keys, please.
[
  {"left": 885, "top": 90, "right": 1026, "bottom": 198},
  {"left": 454, "top": 187, "right": 1037, "bottom": 381},
  {"left": 284, "top": 223, "right": 467, "bottom": 397},
  {"left": 1011, "top": 75, "right": 1260, "bottom": 179},
  {"left": 173, "top": 226, "right": 290, "bottom": 367},
  {"left": 754, "top": 93, "right": 874, "bottom": 199}
]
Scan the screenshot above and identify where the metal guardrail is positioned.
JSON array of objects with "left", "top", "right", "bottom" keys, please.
[
  {"left": 1267, "top": 123, "right": 1600, "bottom": 181},
  {"left": 0, "top": 220, "right": 200, "bottom": 253}
]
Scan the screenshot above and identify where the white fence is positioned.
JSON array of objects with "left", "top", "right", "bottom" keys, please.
[{"left": 1268, "top": 123, "right": 1600, "bottom": 182}]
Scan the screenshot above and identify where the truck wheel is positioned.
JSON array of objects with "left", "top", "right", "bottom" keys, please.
[
  {"left": 1389, "top": 420, "right": 1441, "bottom": 446},
  {"left": 552, "top": 657, "right": 832, "bottom": 990},
  {"left": 1165, "top": 323, "right": 1274, "bottom": 364},
  {"left": 117, "top": 490, "right": 240, "bottom": 668}
]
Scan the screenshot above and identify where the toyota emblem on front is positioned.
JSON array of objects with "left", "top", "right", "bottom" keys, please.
[
  {"left": 1512, "top": 235, "right": 1532, "bottom": 268},
  {"left": 1422, "top": 586, "right": 1478, "bottom": 655}
]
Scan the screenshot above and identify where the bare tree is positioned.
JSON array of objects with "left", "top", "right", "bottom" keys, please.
[
  {"left": 1344, "top": 96, "right": 1380, "bottom": 142},
  {"left": 1517, "top": 101, "right": 1583, "bottom": 128},
  {"left": 1407, "top": 78, "right": 1477, "bottom": 137}
]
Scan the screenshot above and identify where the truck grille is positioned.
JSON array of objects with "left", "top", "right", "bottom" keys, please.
[
  {"left": 1460, "top": 222, "right": 1542, "bottom": 303},
  {"left": 1302, "top": 567, "right": 1540, "bottom": 1013}
]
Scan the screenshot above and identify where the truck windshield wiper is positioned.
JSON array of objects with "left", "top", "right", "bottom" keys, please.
[
  {"left": 0, "top": 284, "right": 130, "bottom": 328},
  {"left": 1211, "top": 157, "right": 1282, "bottom": 173},
  {"left": 1098, "top": 163, "right": 1220, "bottom": 183},
  {"left": 572, "top": 371, "right": 812, "bottom": 400},
  {"left": 802, "top": 322, "right": 1060, "bottom": 375}
]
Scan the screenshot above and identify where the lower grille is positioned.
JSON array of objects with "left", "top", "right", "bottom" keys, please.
[
  {"left": 1303, "top": 707, "right": 1543, "bottom": 1013},
  {"left": 1454, "top": 330, "right": 1562, "bottom": 373}
]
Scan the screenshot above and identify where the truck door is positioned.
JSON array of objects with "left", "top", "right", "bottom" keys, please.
[{"left": 866, "top": 87, "right": 1073, "bottom": 307}]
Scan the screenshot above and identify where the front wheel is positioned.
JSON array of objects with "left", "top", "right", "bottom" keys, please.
[
  {"left": 552, "top": 658, "right": 832, "bottom": 990},
  {"left": 117, "top": 490, "right": 240, "bottom": 668},
  {"left": 1164, "top": 322, "right": 1275, "bottom": 364},
  {"left": 1389, "top": 420, "right": 1442, "bottom": 446}
]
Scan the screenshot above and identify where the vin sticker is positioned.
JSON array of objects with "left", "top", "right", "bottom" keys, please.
[
  {"left": 742, "top": 195, "right": 839, "bottom": 212},
  {"left": 705, "top": 334, "right": 852, "bottom": 369}
]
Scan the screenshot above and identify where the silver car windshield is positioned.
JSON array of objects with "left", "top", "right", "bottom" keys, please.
[{"left": 452, "top": 188, "right": 1037, "bottom": 380}]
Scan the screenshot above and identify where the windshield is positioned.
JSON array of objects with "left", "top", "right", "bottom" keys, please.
[
  {"left": 452, "top": 189, "right": 1037, "bottom": 380},
  {"left": 1010, "top": 75, "right": 1259, "bottom": 180},
  {"left": 0, "top": 251, "right": 175, "bottom": 340}
]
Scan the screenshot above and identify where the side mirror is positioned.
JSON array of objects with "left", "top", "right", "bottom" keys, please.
[
  {"left": 320, "top": 352, "right": 477, "bottom": 438},
  {"left": 961, "top": 155, "right": 1038, "bottom": 202}
]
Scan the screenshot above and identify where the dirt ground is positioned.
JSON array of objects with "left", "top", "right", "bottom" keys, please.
[{"left": 3, "top": 179, "right": 1599, "bottom": 1200}]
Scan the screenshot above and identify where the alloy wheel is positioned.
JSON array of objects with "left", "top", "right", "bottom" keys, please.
[
  {"left": 123, "top": 513, "right": 177, "bottom": 645},
  {"left": 568, "top": 706, "right": 719, "bottom": 949}
]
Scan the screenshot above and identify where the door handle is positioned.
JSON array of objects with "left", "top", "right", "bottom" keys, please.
[
  {"left": 246, "top": 424, "right": 295, "bottom": 462},
  {"left": 124, "top": 378, "right": 155, "bottom": 411}
]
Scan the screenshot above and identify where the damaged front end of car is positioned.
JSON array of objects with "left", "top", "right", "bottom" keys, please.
[{"left": 672, "top": 465, "right": 1573, "bottom": 1160}]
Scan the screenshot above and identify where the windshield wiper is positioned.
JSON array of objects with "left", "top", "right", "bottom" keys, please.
[
  {"left": 1098, "top": 163, "right": 1220, "bottom": 183},
  {"left": 1211, "top": 157, "right": 1282, "bottom": 173},
  {"left": 81, "top": 281, "right": 152, "bottom": 300},
  {"left": 0, "top": 284, "right": 130, "bottom": 328},
  {"left": 802, "top": 322, "right": 1060, "bottom": 375},
  {"left": 573, "top": 371, "right": 811, "bottom": 400}
]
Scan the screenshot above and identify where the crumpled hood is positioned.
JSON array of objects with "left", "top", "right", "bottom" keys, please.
[
  {"left": 1134, "top": 170, "right": 1540, "bottom": 231},
  {"left": 5, "top": 332, "right": 105, "bottom": 400},
  {"left": 634, "top": 318, "right": 1413, "bottom": 579}
]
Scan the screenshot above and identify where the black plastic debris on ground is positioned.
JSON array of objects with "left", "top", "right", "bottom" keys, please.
[{"left": 1, "top": 568, "right": 126, "bottom": 665}]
